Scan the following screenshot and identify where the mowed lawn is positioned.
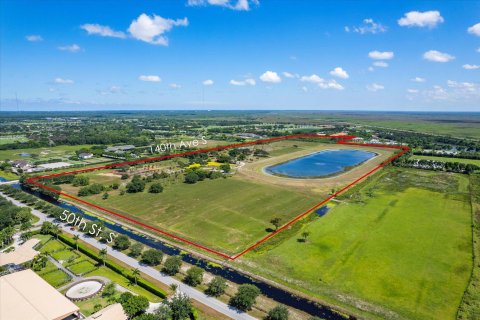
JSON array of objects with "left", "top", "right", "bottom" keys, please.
[
  {"left": 82, "top": 176, "right": 319, "bottom": 255},
  {"left": 241, "top": 170, "right": 473, "bottom": 320}
]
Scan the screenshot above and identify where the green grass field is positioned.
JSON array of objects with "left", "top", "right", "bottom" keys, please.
[
  {"left": 41, "top": 269, "right": 71, "bottom": 287},
  {"left": 50, "top": 249, "right": 79, "bottom": 262},
  {"left": 40, "top": 239, "right": 66, "bottom": 253},
  {"left": 239, "top": 168, "right": 473, "bottom": 320},
  {"left": 67, "top": 260, "right": 98, "bottom": 275},
  {"left": 87, "top": 267, "right": 162, "bottom": 302},
  {"left": 0, "top": 136, "right": 29, "bottom": 145},
  {"left": 411, "top": 155, "right": 480, "bottom": 166},
  {"left": 0, "top": 144, "right": 96, "bottom": 161},
  {"left": 78, "top": 176, "right": 319, "bottom": 255}
]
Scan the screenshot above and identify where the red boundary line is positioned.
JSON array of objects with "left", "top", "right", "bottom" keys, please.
[{"left": 26, "top": 134, "right": 410, "bottom": 260}]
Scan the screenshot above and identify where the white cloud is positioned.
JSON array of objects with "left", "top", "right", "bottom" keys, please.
[
  {"left": 329, "top": 67, "right": 349, "bottom": 79},
  {"left": 300, "top": 74, "right": 343, "bottom": 90},
  {"left": 319, "top": 79, "right": 344, "bottom": 90},
  {"left": 407, "top": 89, "right": 419, "bottom": 93},
  {"left": 423, "top": 50, "right": 455, "bottom": 62},
  {"left": 187, "top": 0, "right": 258, "bottom": 11},
  {"left": 463, "top": 64, "right": 479, "bottom": 70},
  {"left": 80, "top": 24, "right": 126, "bottom": 38},
  {"left": 426, "top": 85, "right": 449, "bottom": 100},
  {"left": 99, "top": 85, "right": 123, "bottom": 95},
  {"left": 58, "top": 44, "right": 82, "bottom": 52},
  {"left": 128, "top": 14, "right": 188, "bottom": 46},
  {"left": 398, "top": 10, "right": 444, "bottom": 28},
  {"left": 139, "top": 75, "right": 161, "bottom": 82},
  {"left": 415, "top": 81, "right": 480, "bottom": 101},
  {"left": 300, "top": 74, "right": 323, "bottom": 83},
  {"left": 202, "top": 79, "right": 214, "bottom": 86},
  {"left": 282, "top": 72, "right": 295, "bottom": 78},
  {"left": 411, "top": 77, "right": 426, "bottom": 83},
  {"left": 347, "top": 18, "right": 387, "bottom": 34},
  {"left": 170, "top": 83, "right": 181, "bottom": 89},
  {"left": 468, "top": 23, "right": 480, "bottom": 36},
  {"left": 477, "top": 47, "right": 480, "bottom": 53},
  {"left": 54, "top": 78, "right": 74, "bottom": 84},
  {"left": 368, "top": 50, "right": 394, "bottom": 60},
  {"left": 447, "top": 80, "right": 476, "bottom": 91},
  {"left": 301, "top": 86, "right": 308, "bottom": 92},
  {"left": 25, "top": 35, "right": 43, "bottom": 42},
  {"left": 260, "top": 71, "right": 281, "bottom": 83},
  {"left": 366, "top": 83, "right": 384, "bottom": 92},
  {"left": 230, "top": 78, "right": 256, "bottom": 86},
  {"left": 373, "top": 61, "right": 388, "bottom": 68}
]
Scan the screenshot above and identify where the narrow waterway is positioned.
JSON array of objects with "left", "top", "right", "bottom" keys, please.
[{"left": 12, "top": 184, "right": 352, "bottom": 320}]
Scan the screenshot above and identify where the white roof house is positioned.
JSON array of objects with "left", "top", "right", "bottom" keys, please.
[{"left": 0, "top": 269, "right": 80, "bottom": 320}]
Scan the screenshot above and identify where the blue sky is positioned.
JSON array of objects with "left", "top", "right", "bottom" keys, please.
[{"left": 1, "top": 0, "right": 479, "bottom": 111}]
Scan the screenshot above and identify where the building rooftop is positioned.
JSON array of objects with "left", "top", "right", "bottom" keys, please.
[
  {"left": 85, "top": 303, "right": 127, "bottom": 320},
  {"left": 0, "top": 269, "right": 79, "bottom": 320},
  {"left": 0, "top": 238, "right": 40, "bottom": 266}
]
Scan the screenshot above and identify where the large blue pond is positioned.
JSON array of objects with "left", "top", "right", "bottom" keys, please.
[{"left": 265, "top": 149, "right": 376, "bottom": 178}]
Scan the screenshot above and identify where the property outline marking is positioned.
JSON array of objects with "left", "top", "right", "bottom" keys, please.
[{"left": 26, "top": 134, "right": 410, "bottom": 260}]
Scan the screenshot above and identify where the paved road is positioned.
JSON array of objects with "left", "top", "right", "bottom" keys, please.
[
  {"left": 47, "top": 255, "right": 80, "bottom": 281},
  {"left": 0, "top": 179, "right": 19, "bottom": 185},
  {"left": 0, "top": 191, "right": 256, "bottom": 320}
]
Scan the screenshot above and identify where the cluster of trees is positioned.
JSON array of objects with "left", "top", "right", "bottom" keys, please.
[
  {"left": 397, "top": 159, "right": 479, "bottom": 174},
  {"left": 184, "top": 168, "right": 226, "bottom": 184},
  {"left": 130, "top": 293, "right": 194, "bottom": 320},
  {"left": 78, "top": 183, "right": 105, "bottom": 196},
  {"left": 373, "top": 128, "right": 479, "bottom": 151},
  {"left": 72, "top": 175, "right": 90, "bottom": 186},
  {"left": 0, "top": 194, "right": 33, "bottom": 248},
  {"left": 413, "top": 150, "right": 480, "bottom": 160},
  {"left": 127, "top": 175, "right": 146, "bottom": 193},
  {"left": 124, "top": 173, "right": 166, "bottom": 194},
  {"left": 18, "top": 175, "right": 62, "bottom": 201}
]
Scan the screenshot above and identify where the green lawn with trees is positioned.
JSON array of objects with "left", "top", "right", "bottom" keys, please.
[
  {"left": 239, "top": 168, "right": 474, "bottom": 320},
  {"left": 67, "top": 174, "right": 319, "bottom": 255},
  {"left": 411, "top": 155, "right": 480, "bottom": 166}
]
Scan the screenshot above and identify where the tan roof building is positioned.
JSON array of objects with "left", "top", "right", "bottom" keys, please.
[
  {"left": 0, "top": 238, "right": 40, "bottom": 266},
  {"left": 0, "top": 269, "right": 79, "bottom": 320},
  {"left": 85, "top": 303, "right": 127, "bottom": 320}
]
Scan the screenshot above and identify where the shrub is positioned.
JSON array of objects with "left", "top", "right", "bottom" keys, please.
[
  {"left": 126, "top": 175, "right": 146, "bottom": 193},
  {"left": 129, "top": 243, "right": 144, "bottom": 257},
  {"left": 162, "top": 255, "right": 182, "bottom": 275},
  {"left": 141, "top": 249, "right": 163, "bottom": 266},
  {"left": 149, "top": 183, "right": 164, "bottom": 193},
  {"left": 184, "top": 172, "right": 199, "bottom": 184},
  {"left": 206, "top": 276, "right": 227, "bottom": 296},
  {"left": 267, "top": 305, "right": 289, "bottom": 320},
  {"left": 113, "top": 234, "right": 131, "bottom": 250},
  {"left": 229, "top": 284, "right": 260, "bottom": 311},
  {"left": 72, "top": 175, "right": 90, "bottom": 187},
  {"left": 119, "top": 292, "right": 149, "bottom": 318},
  {"left": 184, "top": 266, "right": 203, "bottom": 287}
]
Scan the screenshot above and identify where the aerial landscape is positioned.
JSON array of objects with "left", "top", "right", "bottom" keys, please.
[{"left": 0, "top": 1, "right": 479, "bottom": 320}]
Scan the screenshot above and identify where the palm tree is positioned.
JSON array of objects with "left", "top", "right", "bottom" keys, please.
[
  {"left": 73, "top": 234, "right": 80, "bottom": 251},
  {"left": 52, "top": 224, "right": 60, "bottom": 239},
  {"left": 131, "top": 268, "right": 140, "bottom": 285},
  {"left": 99, "top": 248, "right": 108, "bottom": 266}
]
